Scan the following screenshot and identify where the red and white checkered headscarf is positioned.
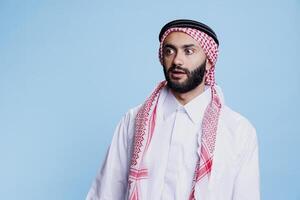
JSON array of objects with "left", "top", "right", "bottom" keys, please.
[{"left": 128, "top": 27, "right": 222, "bottom": 200}]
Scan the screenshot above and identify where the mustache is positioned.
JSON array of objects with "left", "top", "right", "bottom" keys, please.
[{"left": 167, "top": 65, "right": 190, "bottom": 75}]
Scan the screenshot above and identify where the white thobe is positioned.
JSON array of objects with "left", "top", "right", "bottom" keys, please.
[{"left": 86, "top": 86, "right": 260, "bottom": 200}]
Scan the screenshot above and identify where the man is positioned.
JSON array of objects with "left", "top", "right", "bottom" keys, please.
[{"left": 86, "top": 19, "right": 260, "bottom": 200}]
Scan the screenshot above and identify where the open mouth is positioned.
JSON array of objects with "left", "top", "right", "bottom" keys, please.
[{"left": 170, "top": 70, "right": 187, "bottom": 79}]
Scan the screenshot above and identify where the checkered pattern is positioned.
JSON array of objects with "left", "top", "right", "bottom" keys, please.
[
  {"left": 128, "top": 81, "right": 166, "bottom": 200},
  {"left": 158, "top": 27, "right": 219, "bottom": 86}
]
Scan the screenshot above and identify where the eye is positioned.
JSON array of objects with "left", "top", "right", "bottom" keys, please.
[
  {"left": 163, "top": 47, "right": 175, "bottom": 56},
  {"left": 184, "top": 48, "right": 195, "bottom": 55}
]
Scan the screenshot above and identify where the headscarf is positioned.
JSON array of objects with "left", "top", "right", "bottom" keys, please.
[{"left": 158, "top": 19, "right": 219, "bottom": 87}]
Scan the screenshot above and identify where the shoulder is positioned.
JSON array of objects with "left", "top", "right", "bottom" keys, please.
[
  {"left": 221, "top": 106, "right": 255, "bottom": 131},
  {"left": 220, "top": 105, "right": 257, "bottom": 148},
  {"left": 122, "top": 104, "right": 142, "bottom": 124},
  {"left": 120, "top": 85, "right": 168, "bottom": 125},
  {"left": 213, "top": 85, "right": 257, "bottom": 144},
  {"left": 114, "top": 104, "right": 142, "bottom": 139}
]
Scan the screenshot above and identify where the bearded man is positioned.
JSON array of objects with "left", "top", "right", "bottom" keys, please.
[{"left": 86, "top": 19, "right": 260, "bottom": 200}]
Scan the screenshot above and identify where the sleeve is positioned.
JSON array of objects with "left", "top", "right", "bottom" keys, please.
[
  {"left": 233, "top": 124, "right": 260, "bottom": 200},
  {"left": 86, "top": 113, "right": 133, "bottom": 200}
]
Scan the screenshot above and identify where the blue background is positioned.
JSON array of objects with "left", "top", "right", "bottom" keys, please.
[{"left": 1, "top": 0, "right": 299, "bottom": 199}]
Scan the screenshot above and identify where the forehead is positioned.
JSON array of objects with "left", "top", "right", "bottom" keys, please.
[{"left": 163, "top": 31, "right": 200, "bottom": 47}]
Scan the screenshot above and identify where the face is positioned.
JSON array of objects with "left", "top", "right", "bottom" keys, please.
[{"left": 162, "top": 32, "right": 210, "bottom": 93}]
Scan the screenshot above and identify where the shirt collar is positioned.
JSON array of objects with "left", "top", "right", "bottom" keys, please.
[
  {"left": 162, "top": 88, "right": 180, "bottom": 121},
  {"left": 162, "top": 87, "right": 212, "bottom": 124}
]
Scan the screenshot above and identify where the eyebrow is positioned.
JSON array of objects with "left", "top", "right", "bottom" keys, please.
[{"left": 163, "top": 43, "right": 197, "bottom": 49}]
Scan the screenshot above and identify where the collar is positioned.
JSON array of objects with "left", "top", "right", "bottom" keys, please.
[{"left": 162, "top": 87, "right": 212, "bottom": 124}]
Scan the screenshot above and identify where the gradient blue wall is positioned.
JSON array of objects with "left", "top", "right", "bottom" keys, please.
[{"left": 1, "top": 0, "right": 299, "bottom": 199}]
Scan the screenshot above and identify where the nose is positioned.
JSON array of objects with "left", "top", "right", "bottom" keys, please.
[{"left": 173, "top": 51, "right": 184, "bottom": 66}]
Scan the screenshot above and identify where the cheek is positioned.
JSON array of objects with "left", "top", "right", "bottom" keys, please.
[
  {"left": 163, "top": 57, "right": 172, "bottom": 67},
  {"left": 185, "top": 60, "right": 199, "bottom": 70},
  {"left": 191, "top": 57, "right": 205, "bottom": 68},
  {"left": 163, "top": 65, "right": 170, "bottom": 73}
]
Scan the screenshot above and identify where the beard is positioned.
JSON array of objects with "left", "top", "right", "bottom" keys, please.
[{"left": 163, "top": 60, "right": 206, "bottom": 93}]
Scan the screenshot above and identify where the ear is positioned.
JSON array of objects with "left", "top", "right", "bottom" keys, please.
[{"left": 205, "top": 59, "right": 212, "bottom": 71}]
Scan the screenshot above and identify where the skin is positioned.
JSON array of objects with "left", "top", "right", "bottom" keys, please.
[{"left": 162, "top": 32, "right": 211, "bottom": 105}]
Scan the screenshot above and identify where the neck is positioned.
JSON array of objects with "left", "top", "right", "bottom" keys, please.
[{"left": 170, "top": 82, "right": 206, "bottom": 105}]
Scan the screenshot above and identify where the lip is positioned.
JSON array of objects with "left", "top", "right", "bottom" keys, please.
[{"left": 170, "top": 71, "right": 187, "bottom": 79}]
